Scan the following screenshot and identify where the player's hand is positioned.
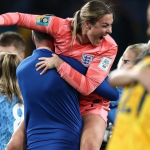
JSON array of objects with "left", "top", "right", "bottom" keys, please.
[
  {"left": 5, "top": 135, "right": 26, "bottom": 150},
  {"left": 36, "top": 54, "right": 64, "bottom": 75}
]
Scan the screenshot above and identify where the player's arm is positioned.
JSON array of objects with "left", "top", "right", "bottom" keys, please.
[
  {"left": 0, "top": 13, "right": 62, "bottom": 37},
  {"left": 108, "top": 69, "right": 135, "bottom": 87},
  {"left": 94, "top": 77, "right": 119, "bottom": 100},
  {"left": 56, "top": 46, "right": 117, "bottom": 95},
  {"left": 109, "top": 67, "right": 150, "bottom": 93},
  {"left": 36, "top": 47, "right": 117, "bottom": 96},
  {"left": 58, "top": 54, "right": 119, "bottom": 101},
  {"left": 5, "top": 120, "right": 26, "bottom": 150},
  {"left": 135, "top": 69, "right": 150, "bottom": 93}
]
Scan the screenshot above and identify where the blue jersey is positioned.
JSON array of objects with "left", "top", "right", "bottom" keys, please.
[
  {"left": 0, "top": 94, "right": 24, "bottom": 150},
  {"left": 17, "top": 49, "right": 119, "bottom": 150},
  {"left": 17, "top": 49, "right": 82, "bottom": 150}
]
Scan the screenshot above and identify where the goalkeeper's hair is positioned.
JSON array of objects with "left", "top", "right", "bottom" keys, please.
[{"left": 71, "top": 0, "right": 114, "bottom": 46}]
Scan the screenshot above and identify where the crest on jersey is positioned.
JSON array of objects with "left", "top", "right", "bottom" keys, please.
[
  {"left": 81, "top": 53, "right": 94, "bottom": 67},
  {"left": 36, "top": 16, "right": 50, "bottom": 26}
]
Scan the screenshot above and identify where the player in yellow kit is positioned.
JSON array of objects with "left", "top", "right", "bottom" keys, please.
[{"left": 106, "top": 48, "right": 150, "bottom": 150}]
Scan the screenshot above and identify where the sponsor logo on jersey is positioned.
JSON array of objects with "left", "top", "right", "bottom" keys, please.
[
  {"left": 81, "top": 53, "right": 94, "bottom": 67},
  {"left": 36, "top": 16, "right": 50, "bottom": 26},
  {"left": 98, "top": 57, "right": 112, "bottom": 72}
]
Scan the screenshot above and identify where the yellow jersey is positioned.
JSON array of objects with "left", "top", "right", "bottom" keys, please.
[{"left": 106, "top": 56, "right": 150, "bottom": 150}]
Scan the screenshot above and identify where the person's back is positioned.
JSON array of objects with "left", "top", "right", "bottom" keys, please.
[
  {"left": 17, "top": 48, "right": 82, "bottom": 150},
  {"left": 0, "top": 52, "right": 24, "bottom": 150}
]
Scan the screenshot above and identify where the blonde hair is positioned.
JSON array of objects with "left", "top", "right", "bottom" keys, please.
[
  {"left": 71, "top": 0, "right": 113, "bottom": 45},
  {"left": 117, "top": 41, "right": 150, "bottom": 68},
  {"left": 0, "top": 52, "right": 23, "bottom": 104},
  {"left": 127, "top": 41, "right": 150, "bottom": 56},
  {"left": 135, "top": 40, "right": 150, "bottom": 62}
]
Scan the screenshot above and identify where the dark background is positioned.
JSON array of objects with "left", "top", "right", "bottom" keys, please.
[{"left": 0, "top": 0, "right": 149, "bottom": 70}]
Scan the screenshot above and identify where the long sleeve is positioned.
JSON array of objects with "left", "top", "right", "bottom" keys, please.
[
  {"left": 58, "top": 46, "right": 118, "bottom": 95},
  {"left": 0, "top": 12, "right": 37, "bottom": 28},
  {"left": 59, "top": 54, "right": 119, "bottom": 101},
  {"left": 0, "top": 12, "right": 64, "bottom": 37}
]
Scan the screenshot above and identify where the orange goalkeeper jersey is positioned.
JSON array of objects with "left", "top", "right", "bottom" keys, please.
[{"left": 0, "top": 13, "right": 117, "bottom": 96}]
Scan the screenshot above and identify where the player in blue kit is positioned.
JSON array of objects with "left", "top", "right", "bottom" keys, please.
[
  {"left": 0, "top": 52, "right": 24, "bottom": 150},
  {"left": 0, "top": 31, "right": 25, "bottom": 150},
  {"left": 16, "top": 30, "right": 82, "bottom": 150},
  {"left": 6, "top": 30, "right": 118, "bottom": 150}
]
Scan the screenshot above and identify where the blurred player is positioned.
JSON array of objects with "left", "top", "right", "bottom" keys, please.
[
  {"left": 106, "top": 43, "right": 150, "bottom": 150},
  {"left": 108, "top": 42, "right": 150, "bottom": 124}
]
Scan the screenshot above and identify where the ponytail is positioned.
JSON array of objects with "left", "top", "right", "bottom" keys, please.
[
  {"left": 71, "top": 10, "right": 81, "bottom": 47},
  {"left": 0, "top": 52, "right": 22, "bottom": 104}
]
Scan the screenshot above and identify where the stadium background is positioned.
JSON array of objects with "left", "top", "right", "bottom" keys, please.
[{"left": 0, "top": 0, "right": 149, "bottom": 70}]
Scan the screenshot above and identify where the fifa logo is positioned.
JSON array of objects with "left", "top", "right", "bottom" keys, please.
[{"left": 36, "top": 16, "right": 50, "bottom": 26}]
